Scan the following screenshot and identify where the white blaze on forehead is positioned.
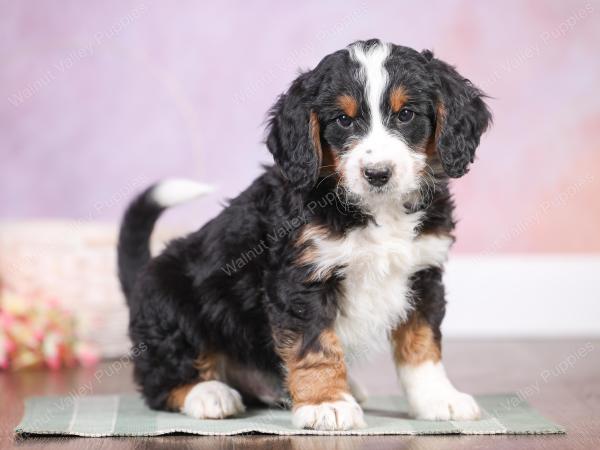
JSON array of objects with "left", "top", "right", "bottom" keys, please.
[
  {"left": 343, "top": 42, "right": 424, "bottom": 199},
  {"left": 349, "top": 42, "right": 391, "bottom": 128}
]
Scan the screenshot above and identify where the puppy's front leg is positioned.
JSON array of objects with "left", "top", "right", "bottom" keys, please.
[
  {"left": 391, "top": 309, "right": 480, "bottom": 421},
  {"left": 275, "top": 328, "right": 365, "bottom": 430}
]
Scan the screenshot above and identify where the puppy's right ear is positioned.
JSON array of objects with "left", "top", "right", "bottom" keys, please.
[{"left": 266, "top": 72, "right": 322, "bottom": 196}]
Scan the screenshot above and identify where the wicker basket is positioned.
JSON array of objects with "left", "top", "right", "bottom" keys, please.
[{"left": 0, "top": 221, "right": 176, "bottom": 358}]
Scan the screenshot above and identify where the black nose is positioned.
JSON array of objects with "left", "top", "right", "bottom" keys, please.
[{"left": 363, "top": 166, "right": 392, "bottom": 187}]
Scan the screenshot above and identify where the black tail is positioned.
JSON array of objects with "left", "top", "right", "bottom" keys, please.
[{"left": 117, "top": 179, "right": 214, "bottom": 302}]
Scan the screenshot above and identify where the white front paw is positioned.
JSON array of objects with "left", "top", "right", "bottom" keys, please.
[
  {"left": 182, "top": 380, "right": 245, "bottom": 419},
  {"left": 293, "top": 394, "right": 366, "bottom": 431},
  {"left": 409, "top": 388, "right": 481, "bottom": 421}
]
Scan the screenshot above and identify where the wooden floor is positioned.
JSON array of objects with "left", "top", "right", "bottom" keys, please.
[{"left": 1, "top": 339, "right": 598, "bottom": 449}]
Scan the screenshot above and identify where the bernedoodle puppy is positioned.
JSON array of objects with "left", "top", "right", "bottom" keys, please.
[{"left": 118, "top": 38, "right": 491, "bottom": 431}]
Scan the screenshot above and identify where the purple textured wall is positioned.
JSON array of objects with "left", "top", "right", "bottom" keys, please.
[{"left": 1, "top": 0, "right": 599, "bottom": 252}]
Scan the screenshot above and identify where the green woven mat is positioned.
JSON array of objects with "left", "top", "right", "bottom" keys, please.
[{"left": 15, "top": 394, "right": 564, "bottom": 437}]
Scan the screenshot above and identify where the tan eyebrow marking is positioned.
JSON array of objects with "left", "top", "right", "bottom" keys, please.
[
  {"left": 390, "top": 86, "right": 409, "bottom": 113},
  {"left": 336, "top": 94, "right": 359, "bottom": 118}
]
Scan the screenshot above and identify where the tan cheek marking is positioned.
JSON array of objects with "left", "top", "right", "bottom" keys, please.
[
  {"left": 390, "top": 86, "right": 409, "bottom": 113},
  {"left": 426, "top": 102, "right": 446, "bottom": 157},
  {"left": 277, "top": 329, "right": 350, "bottom": 407},
  {"left": 336, "top": 94, "right": 359, "bottom": 118},
  {"left": 167, "top": 352, "right": 222, "bottom": 410},
  {"left": 391, "top": 314, "right": 441, "bottom": 366},
  {"left": 310, "top": 111, "right": 323, "bottom": 168},
  {"left": 320, "top": 145, "right": 340, "bottom": 176}
]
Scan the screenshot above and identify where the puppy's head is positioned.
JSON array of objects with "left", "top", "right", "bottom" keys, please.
[{"left": 266, "top": 39, "right": 491, "bottom": 208}]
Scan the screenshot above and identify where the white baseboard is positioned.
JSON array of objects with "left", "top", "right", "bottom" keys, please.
[{"left": 443, "top": 254, "right": 600, "bottom": 337}]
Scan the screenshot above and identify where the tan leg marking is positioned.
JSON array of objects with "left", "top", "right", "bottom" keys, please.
[
  {"left": 391, "top": 313, "right": 441, "bottom": 366},
  {"left": 276, "top": 329, "right": 350, "bottom": 407},
  {"left": 392, "top": 313, "right": 480, "bottom": 420}
]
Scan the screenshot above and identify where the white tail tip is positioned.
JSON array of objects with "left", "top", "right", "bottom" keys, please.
[{"left": 152, "top": 179, "right": 215, "bottom": 207}]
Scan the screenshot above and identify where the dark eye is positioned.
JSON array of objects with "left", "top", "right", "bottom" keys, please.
[
  {"left": 397, "top": 108, "right": 414, "bottom": 123},
  {"left": 336, "top": 114, "right": 353, "bottom": 128}
]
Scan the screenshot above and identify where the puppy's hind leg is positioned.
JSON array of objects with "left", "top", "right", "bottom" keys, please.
[
  {"left": 170, "top": 380, "right": 245, "bottom": 420},
  {"left": 165, "top": 352, "right": 245, "bottom": 419},
  {"left": 130, "top": 292, "right": 246, "bottom": 419}
]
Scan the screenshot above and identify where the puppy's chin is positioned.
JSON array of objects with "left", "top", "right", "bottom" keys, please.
[{"left": 336, "top": 180, "right": 421, "bottom": 213}]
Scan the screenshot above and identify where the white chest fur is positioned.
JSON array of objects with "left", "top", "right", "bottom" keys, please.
[{"left": 309, "top": 210, "right": 452, "bottom": 362}]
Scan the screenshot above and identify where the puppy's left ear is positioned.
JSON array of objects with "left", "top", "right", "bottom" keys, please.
[
  {"left": 423, "top": 50, "right": 492, "bottom": 177},
  {"left": 266, "top": 72, "right": 322, "bottom": 195}
]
